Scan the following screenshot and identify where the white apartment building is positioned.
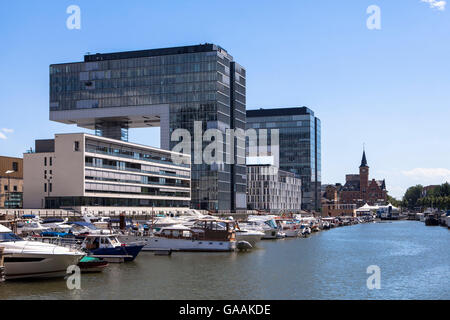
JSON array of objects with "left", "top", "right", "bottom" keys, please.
[
  {"left": 247, "top": 164, "right": 302, "bottom": 214},
  {"left": 23, "top": 133, "right": 191, "bottom": 215}
]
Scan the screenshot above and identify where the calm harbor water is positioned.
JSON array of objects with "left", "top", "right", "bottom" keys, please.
[{"left": 1, "top": 221, "right": 449, "bottom": 300}]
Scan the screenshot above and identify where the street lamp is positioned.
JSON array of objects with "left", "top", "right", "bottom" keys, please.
[{"left": 5, "top": 170, "right": 14, "bottom": 209}]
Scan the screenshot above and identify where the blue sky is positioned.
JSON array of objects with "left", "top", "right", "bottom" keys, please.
[{"left": 0, "top": 0, "right": 449, "bottom": 198}]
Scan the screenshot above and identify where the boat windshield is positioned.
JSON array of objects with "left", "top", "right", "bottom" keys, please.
[
  {"left": 265, "top": 220, "right": 277, "bottom": 229},
  {"left": 0, "top": 232, "right": 24, "bottom": 242},
  {"left": 109, "top": 237, "right": 120, "bottom": 246}
]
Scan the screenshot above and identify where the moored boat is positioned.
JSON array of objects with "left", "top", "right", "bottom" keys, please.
[
  {"left": 0, "top": 224, "right": 84, "bottom": 280},
  {"left": 120, "top": 219, "right": 237, "bottom": 252},
  {"left": 235, "top": 228, "right": 264, "bottom": 246},
  {"left": 424, "top": 214, "right": 440, "bottom": 226},
  {"left": 81, "top": 234, "right": 143, "bottom": 262},
  {"left": 77, "top": 256, "right": 108, "bottom": 273},
  {"left": 275, "top": 218, "right": 302, "bottom": 237}
]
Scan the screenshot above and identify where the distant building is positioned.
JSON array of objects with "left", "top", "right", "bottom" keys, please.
[
  {"left": 322, "top": 203, "right": 356, "bottom": 217},
  {"left": 0, "top": 156, "right": 23, "bottom": 208},
  {"left": 340, "top": 150, "right": 387, "bottom": 206},
  {"left": 422, "top": 185, "right": 439, "bottom": 197},
  {"left": 323, "top": 184, "right": 340, "bottom": 202},
  {"left": 23, "top": 133, "right": 191, "bottom": 215},
  {"left": 246, "top": 107, "right": 321, "bottom": 212},
  {"left": 247, "top": 158, "right": 302, "bottom": 214},
  {"left": 321, "top": 184, "right": 356, "bottom": 217}
]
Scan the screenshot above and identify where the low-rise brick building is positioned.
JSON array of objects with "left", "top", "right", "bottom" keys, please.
[{"left": 0, "top": 156, "right": 23, "bottom": 208}]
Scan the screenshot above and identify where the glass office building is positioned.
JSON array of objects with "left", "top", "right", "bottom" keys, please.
[
  {"left": 246, "top": 107, "right": 321, "bottom": 211},
  {"left": 49, "top": 44, "right": 246, "bottom": 213}
]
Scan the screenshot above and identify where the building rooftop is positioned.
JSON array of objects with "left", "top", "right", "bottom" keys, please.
[
  {"left": 82, "top": 43, "right": 229, "bottom": 63},
  {"left": 246, "top": 107, "right": 315, "bottom": 118}
]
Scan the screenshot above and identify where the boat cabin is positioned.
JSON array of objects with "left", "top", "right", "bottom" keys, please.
[
  {"left": 191, "top": 219, "right": 236, "bottom": 241},
  {"left": 157, "top": 225, "right": 194, "bottom": 239},
  {"left": 82, "top": 235, "right": 122, "bottom": 250}
]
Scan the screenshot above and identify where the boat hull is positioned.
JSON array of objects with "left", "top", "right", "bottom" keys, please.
[
  {"left": 261, "top": 229, "right": 279, "bottom": 239},
  {"left": 283, "top": 229, "right": 301, "bottom": 237},
  {"left": 88, "top": 245, "right": 143, "bottom": 262},
  {"left": 235, "top": 233, "right": 263, "bottom": 246},
  {"left": 78, "top": 260, "right": 108, "bottom": 273},
  {"left": 4, "top": 253, "right": 83, "bottom": 280},
  {"left": 119, "top": 235, "right": 236, "bottom": 252},
  {"left": 424, "top": 218, "right": 440, "bottom": 226}
]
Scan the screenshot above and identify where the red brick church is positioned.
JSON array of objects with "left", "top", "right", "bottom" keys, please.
[{"left": 340, "top": 150, "right": 388, "bottom": 206}]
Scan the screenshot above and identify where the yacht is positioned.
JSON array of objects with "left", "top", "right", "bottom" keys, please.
[
  {"left": 81, "top": 234, "right": 143, "bottom": 262},
  {"left": 68, "top": 221, "right": 112, "bottom": 237},
  {"left": 0, "top": 224, "right": 84, "bottom": 280},
  {"left": 246, "top": 216, "right": 281, "bottom": 239},
  {"left": 17, "top": 218, "right": 49, "bottom": 236},
  {"left": 119, "top": 219, "right": 237, "bottom": 252},
  {"left": 274, "top": 218, "right": 302, "bottom": 237}
]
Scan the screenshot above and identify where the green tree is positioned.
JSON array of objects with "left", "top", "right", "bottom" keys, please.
[
  {"left": 387, "top": 194, "right": 401, "bottom": 207},
  {"left": 440, "top": 182, "right": 450, "bottom": 197},
  {"left": 402, "top": 185, "right": 423, "bottom": 209}
]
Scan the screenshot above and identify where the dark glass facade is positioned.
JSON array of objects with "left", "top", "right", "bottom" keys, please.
[
  {"left": 49, "top": 44, "right": 246, "bottom": 213},
  {"left": 246, "top": 107, "right": 321, "bottom": 211}
]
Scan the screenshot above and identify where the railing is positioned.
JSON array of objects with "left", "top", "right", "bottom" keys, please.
[
  {"left": 26, "top": 237, "right": 84, "bottom": 253},
  {"left": 85, "top": 148, "right": 190, "bottom": 169},
  {"left": 0, "top": 208, "right": 83, "bottom": 219},
  {"left": 85, "top": 177, "right": 190, "bottom": 189},
  {"left": 85, "top": 163, "right": 190, "bottom": 179}
]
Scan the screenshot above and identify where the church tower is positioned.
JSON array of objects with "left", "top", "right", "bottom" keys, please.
[{"left": 359, "top": 149, "right": 369, "bottom": 200}]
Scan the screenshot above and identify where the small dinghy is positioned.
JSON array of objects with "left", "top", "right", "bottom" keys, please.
[{"left": 77, "top": 256, "right": 108, "bottom": 273}]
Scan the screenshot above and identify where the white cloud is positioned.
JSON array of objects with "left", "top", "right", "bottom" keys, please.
[
  {"left": 0, "top": 132, "right": 7, "bottom": 140},
  {"left": 2, "top": 128, "right": 14, "bottom": 133},
  {"left": 402, "top": 168, "right": 450, "bottom": 181},
  {"left": 421, "top": 0, "right": 446, "bottom": 11}
]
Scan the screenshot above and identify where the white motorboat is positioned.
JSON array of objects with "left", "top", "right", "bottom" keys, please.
[
  {"left": 274, "top": 218, "right": 302, "bottom": 237},
  {"left": 246, "top": 216, "right": 281, "bottom": 239},
  {"left": 68, "top": 221, "right": 113, "bottom": 236},
  {"left": 301, "top": 224, "right": 311, "bottom": 236},
  {"left": 0, "top": 224, "right": 84, "bottom": 280},
  {"left": 234, "top": 228, "right": 265, "bottom": 246},
  {"left": 120, "top": 219, "right": 237, "bottom": 252},
  {"left": 17, "top": 219, "right": 50, "bottom": 236}
]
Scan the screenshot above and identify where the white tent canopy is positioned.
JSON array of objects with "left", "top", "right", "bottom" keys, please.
[
  {"left": 356, "top": 203, "right": 379, "bottom": 212},
  {"left": 386, "top": 203, "right": 398, "bottom": 210},
  {"left": 356, "top": 203, "right": 398, "bottom": 213}
]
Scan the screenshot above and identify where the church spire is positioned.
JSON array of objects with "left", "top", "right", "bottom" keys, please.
[{"left": 360, "top": 148, "right": 368, "bottom": 168}]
